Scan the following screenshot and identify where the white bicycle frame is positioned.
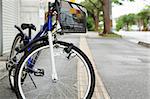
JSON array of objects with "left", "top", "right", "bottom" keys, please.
[
  {"left": 47, "top": 0, "right": 62, "bottom": 82},
  {"left": 48, "top": 31, "right": 58, "bottom": 82}
]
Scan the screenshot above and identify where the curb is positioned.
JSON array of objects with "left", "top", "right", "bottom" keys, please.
[
  {"left": 138, "top": 41, "right": 150, "bottom": 48},
  {"left": 80, "top": 36, "right": 110, "bottom": 99}
]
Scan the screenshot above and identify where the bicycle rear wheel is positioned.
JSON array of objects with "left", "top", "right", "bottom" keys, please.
[
  {"left": 6, "top": 33, "right": 23, "bottom": 70},
  {"left": 7, "top": 34, "right": 24, "bottom": 90},
  {"left": 15, "top": 41, "right": 95, "bottom": 99}
]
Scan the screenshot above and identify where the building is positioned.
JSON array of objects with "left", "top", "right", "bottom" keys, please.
[{"left": 0, "top": 0, "right": 41, "bottom": 56}]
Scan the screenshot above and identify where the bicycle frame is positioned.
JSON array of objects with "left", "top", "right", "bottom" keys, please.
[
  {"left": 7, "top": 0, "right": 60, "bottom": 82},
  {"left": 47, "top": 2, "right": 58, "bottom": 81},
  {"left": 27, "top": 1, "right": 59, "bottom": 81}
]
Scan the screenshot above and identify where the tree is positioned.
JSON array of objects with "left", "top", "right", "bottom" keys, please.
[
  {"left": 101, "top": 0, "right": 111, "bottom": 34},
  {"left": 101, "top": 0, "right": 134, "bottom": 33},
  {"left": 87, "top": 16, "right": 95, "bottom": 31},
  {"left": 81, "top": 0, "right": 102, "bottom": 31},
  {"left": 116, "top": 14, "right": 136, "bottom": 31},
  {"left": 137, "top": 6, "right": 150, "bottom": 31},
  {"left": 81, "top": 0, "right": 135, "bottom": 33},
  {"left": 116, "top": 17, "right": 124, "bottom": 31},
  {"left": 116, "top": 6, "right": 150, "bottom": 31},
  {"left": 112, "top": 0, "right": 134, "bottom": 5},
  {"left": 134, "top": 14, "right": 142, "bottom": 31}
]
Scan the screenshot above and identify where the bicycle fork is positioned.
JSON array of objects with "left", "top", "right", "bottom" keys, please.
[{"left": 48, "top": 15, "right": 58, "bottom": 83}]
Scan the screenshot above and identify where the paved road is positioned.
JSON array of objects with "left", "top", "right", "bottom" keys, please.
[{"left": 87, "top": 37, "right": 150, "bottom": 99}]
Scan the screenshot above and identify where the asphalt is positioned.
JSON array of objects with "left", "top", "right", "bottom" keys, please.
[{"left": 87, "top": 37, "right": 150, "bottom": 99}]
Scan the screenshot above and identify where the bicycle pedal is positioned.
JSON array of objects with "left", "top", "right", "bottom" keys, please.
[{"left": 34, "top": 69, "right": 44, "bottom": 76}]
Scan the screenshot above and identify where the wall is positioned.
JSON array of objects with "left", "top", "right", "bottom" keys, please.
[
  {"left": 2, "top": 0, "right": 20, "bottom": 54},
  {"left": 20, "top": 0, "right": 40, "bottom": 34},
  {"left": 0, "top": 0, "right": 2, "bottom": 56}
]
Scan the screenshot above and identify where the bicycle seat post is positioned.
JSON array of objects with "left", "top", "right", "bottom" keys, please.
[{"left": 29, "top": 28, "right": 32, "bottom": 39}]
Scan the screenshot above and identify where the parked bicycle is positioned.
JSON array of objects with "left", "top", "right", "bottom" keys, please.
[
  {"left": 6, "top": 20, "right": 50, "bottom": 90},
  {"left": 6, "top": 0, "right": 95, "bottom": 99}
]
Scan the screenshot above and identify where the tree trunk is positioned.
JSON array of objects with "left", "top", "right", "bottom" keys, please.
[
  {"left": 102, "top": 0, "right": 111, "bottom": 34},
  {"left": 137, "top": 20, "right": 141, "bottom": 31},
  {"left": 94, "top": 11, "right": 99, "bottom": 31},
  {"left": 142, "top": 20, "right": 146, "bottom": 31},
  {"left": 126, "top": 23, "right": 129, "bottom": 31}
]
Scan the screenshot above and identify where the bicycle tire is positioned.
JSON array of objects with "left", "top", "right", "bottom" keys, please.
[
  {"left": 6, "top": 34, "right": 23, "bottom": 70},
  {"left": 7, "top": 34, "right": 24, "bottom": 90},
  {"left": 10, "top": 34, "right": 23, "bottom": 59},
  {"left": 9, "top": 67, "right": 16, "bottom": 90},
  {"left": 15, "top": 41, "right": 95, "bottom": 99}
]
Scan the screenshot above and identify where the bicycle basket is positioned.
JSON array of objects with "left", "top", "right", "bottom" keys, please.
[{"left": 60, "top": 1, "right": 87, "bottom": 33}]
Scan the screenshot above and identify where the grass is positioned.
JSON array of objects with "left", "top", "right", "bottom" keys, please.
[{"left": 99, "top": 32, "right": 122, "bottom": 38}]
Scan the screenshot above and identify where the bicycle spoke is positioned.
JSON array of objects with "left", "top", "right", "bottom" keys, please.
[
  {"left": 28, "top": 74, "right": 37, "bottom": 88},
  {"left": 15, "top": 42, "right": 95, "bottom": 99}
]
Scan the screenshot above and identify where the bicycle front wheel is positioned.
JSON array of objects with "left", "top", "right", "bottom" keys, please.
[{"left": 15, "top": 41, "right": 95, "bottom": 99}]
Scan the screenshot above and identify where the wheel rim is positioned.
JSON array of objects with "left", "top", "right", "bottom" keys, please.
[
  {"left": 10, "top": 36, "right": 22, "bottom": 59},
  {"left": 17, "top": 45, "right": 91, "bottom": 99},
  {"left": 9, "top": 68, "right": 15, "bottom": 88}
]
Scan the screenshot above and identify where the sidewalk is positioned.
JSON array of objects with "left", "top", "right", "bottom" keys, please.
[{"left": 0, "top": 55, "right": 8, "bottom": 80}]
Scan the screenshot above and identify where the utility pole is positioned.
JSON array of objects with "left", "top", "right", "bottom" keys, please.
[{"left": 0, "top": 0, "right": 3, "bottom": 56}]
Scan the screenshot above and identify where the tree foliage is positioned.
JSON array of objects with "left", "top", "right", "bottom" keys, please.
[
  {"left": 112, "top": 0, "right": 134, "bottom": 5},
  {"left": 137, "top": 6, "right": 150, "bottom": 31},
  {"left": 81, "top": 0, "right": 102, "bottom": 31},
  {"left": 116, "top": 6, "right": 150, "bottom": 31},
  {"left": 81, "top": 0, "right": 135, "bottom": 33},
  {"left": 116, "top": 14, "right": 136, "bottom": 31},
  {"left": 87, "top": 16, "right": 95, "bottom": 31}
]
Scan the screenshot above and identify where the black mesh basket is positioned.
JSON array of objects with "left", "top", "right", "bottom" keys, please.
[{"left": 59, "top": 1, "right": 87, "bottom": 33}]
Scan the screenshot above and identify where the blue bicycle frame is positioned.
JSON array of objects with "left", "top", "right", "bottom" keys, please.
[{"left": 27, "top": 2, "right": 54, "bottom": 72}]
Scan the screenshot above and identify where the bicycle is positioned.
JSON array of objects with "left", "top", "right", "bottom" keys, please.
[
  {"left": 14, "top": 0, "right": 95, "bottom": 99},
  {"left": 6, "top": 23, "right": 48, "bottom": 90}
]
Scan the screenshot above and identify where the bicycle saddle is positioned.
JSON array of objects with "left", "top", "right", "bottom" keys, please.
[{"left": 21, "top": 23, "right": 36, "bottom": 31}]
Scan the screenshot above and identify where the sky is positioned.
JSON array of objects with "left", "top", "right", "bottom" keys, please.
[{"left": 112, "top": 0, "right": 150, "bottom": 18}]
